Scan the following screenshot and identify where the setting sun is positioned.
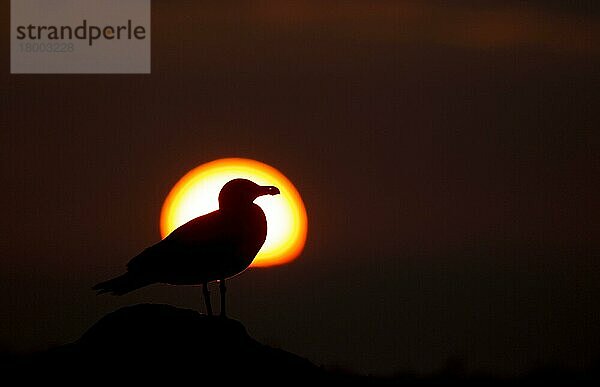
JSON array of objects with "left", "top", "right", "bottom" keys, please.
[{"left": 160, "top": 158, "right": 307, "bottom": 267}]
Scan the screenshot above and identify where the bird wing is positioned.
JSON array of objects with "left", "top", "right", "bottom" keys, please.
[{"left": 126, "top": 210, "right": 240, "bottom": 282}]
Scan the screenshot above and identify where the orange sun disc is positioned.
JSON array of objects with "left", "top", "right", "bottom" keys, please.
[{"left": 160, "top": 158, "right": 308, "bottom": 267}]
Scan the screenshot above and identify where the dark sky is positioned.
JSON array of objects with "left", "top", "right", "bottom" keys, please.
[{"left": 1, "top": 1, "right": 599, "bottom": 376}]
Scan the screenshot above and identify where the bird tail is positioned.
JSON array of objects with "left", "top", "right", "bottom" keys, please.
[{"left": 93, "top": 273, "right": 150, "bottom": 296}]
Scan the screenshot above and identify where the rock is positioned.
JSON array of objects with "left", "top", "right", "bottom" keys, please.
[{"left": 11, "top": 304, "right": 328, "bottom": 384}]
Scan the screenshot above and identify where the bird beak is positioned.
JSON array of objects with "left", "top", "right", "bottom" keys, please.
[{"left": 258, "top": 185, "right": 280, "bottom": 196}]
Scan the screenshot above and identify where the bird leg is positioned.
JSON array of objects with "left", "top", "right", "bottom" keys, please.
[
  {"left": 202, "top": 282, "right": 213, "bottom": 316},
  {"left": 219, "top": 279, "right": 227, "bottom": 318}
]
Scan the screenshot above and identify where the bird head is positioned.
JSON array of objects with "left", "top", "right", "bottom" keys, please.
[{"left": 218, "top": 178, "right": 280, "bottom": 209}]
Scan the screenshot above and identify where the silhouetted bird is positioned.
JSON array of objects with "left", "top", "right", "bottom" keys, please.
[{"left": 93, "top": 178, "right": 280, "bottom": 317}]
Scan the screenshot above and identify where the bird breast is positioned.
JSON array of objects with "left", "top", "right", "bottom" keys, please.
[{"left": 233, "top": 204, "right": 268, "bottom": 261}]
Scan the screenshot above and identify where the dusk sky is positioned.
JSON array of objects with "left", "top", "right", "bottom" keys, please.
[{"left": 1, "top": 1, "right": 599, "bottom": 376}]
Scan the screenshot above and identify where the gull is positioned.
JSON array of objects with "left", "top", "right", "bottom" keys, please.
[{"left": 94, "top": 178, "right": 280, "bottom": 317}]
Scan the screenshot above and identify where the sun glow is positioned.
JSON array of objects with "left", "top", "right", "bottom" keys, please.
[{"left": 160, "top": 158, "right": 308, "bottom": 267}]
